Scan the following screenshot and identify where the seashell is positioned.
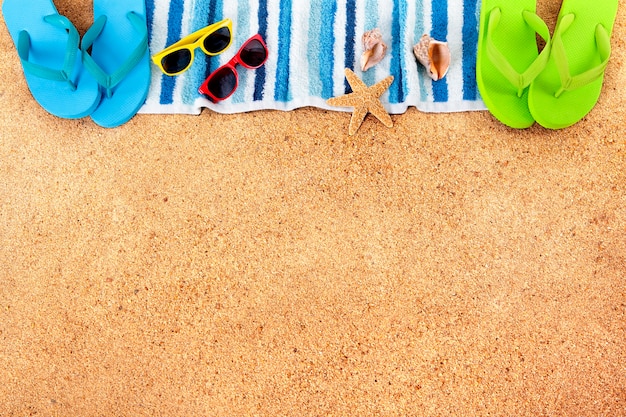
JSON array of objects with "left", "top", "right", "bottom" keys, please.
[
  {"left": 413, "top": 34, "right": 451, "bottom": 81},
  {"left": 360, "top": 28, "right": 387, "bottom": 72}
]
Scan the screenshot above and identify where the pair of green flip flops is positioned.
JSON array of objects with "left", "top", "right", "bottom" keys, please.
[
  {"left": 2, "top": 0, "right": 150, "bottom": 128},
  {"left": 476, "top": 0, "right": 619, "bottom": 129}
]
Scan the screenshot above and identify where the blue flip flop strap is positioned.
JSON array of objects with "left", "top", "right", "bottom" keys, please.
[
  {"left": 17, "top": 14, "right": 79, "bottom": 90},
  {"left": 486, "top": 8, "right": 551, "bottom": 98},
  {"left": 552, "top": 14, "right": 612, "bottom": 98},
  {"left": 81, "top": 12, "right": 148, "bottom": 98}
]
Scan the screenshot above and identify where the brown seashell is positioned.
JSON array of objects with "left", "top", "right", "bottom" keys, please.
[
  {"left": 360, "top": 28, "right": 387, "bottom": 72},
  {"left": 413, "top": 34, "right": 451, "bottom": 81}
]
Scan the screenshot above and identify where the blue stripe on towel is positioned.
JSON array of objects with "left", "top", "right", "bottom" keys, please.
[
  {"left": 430, "top": 0, "right": 449, "bottom": 103},
  {"left": 307, "top": 1, "right": 323, "bottom": 97},
  {"left": 253, "top": 0, "right": 268, "bottom": 101},
  {"left": 159, "top": 0, "right": 185, "bottom": 104},
  {"left": 319, "top": 0, "right": 337, "bottom": 99},
  {"left": 389, "top": 0, "right": 405, "bottom": 103},
  {"left": 462, "top": 0, "right": 478, "bottom": 100},
  {"left": 344, "top": 0, "right": 357, "bottom": 93},
  {"left": 364, "top": 0, "right": 378, "bottom": 36},
  {"left": 413, "top": 0, "right": 428, "bottom": 101},
  {"left": 362, "top": 0, "right": 378, "bottom": 87},
  {"left": 275, "top": 0, "right": 292, "bottom": 102},
  {"left": 232, "top": 0, "right": 252, "bottom": 104},
  {"left": 145, "top": 0, "right": 155, "bottom": 43},
  {"left": 400, "top": 0, "right": 409, "bottom": 103},
  {"left": 236, "top": 1, "right": 251, "bottom": 43}
]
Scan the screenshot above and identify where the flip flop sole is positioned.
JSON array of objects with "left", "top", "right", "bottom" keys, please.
[
  {"left": 528, "top": 0, "right": 619, "bottom": 129},
  {"left": 2, "top": 0, "right": 101, "bottom": 119}
]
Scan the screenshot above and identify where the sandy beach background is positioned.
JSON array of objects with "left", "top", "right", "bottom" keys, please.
[{"left": 1, "top": 1, "right": 625, "bottom": 415}]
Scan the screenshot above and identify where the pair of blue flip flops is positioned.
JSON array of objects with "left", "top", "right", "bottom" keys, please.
[{"left": 2, "top": 0, "right": 150, "bottom": 128}]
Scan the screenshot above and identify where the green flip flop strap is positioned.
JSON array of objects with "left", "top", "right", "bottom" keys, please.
[
  {"left": 17, "top": 14, "right": 79, "bottom": 91},
  {"left": 81, "top": 12, "right": 148, "bottom": 98},
  {"left": 486, "top": 8, "right": 551, "bottom": 97},
  {"left": 551, "top": 13, "right": 612, "bottom": 98}
]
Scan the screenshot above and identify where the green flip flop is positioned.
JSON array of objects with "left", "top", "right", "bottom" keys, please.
[
  {"left": 528, "top": 0, "right": 619, "bottom": 129},
  {"left": 476, "top": 0, "right": 551, "bottom": 129}
]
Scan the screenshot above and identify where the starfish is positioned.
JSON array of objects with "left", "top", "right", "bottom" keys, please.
[{"left": 326, "top": 68, "right": 394, "bottom": 135}]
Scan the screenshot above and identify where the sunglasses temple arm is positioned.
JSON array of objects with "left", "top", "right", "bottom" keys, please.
[
  {"left": 158, "top": 19, "right": 232, "bottom": 54},
  {"left": 156, "top": 30, "right": 211, "bottom": 56}
]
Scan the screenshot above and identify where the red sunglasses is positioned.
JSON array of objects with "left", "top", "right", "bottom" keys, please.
[{"left": 198, "top": 34, "right": 268, "bottom": 102}]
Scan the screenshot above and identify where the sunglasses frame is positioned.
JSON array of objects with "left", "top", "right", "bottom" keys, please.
[
  {"left": 151, "top": 18, "right": 233, "bottom": 76},
  {"left": 198, "top": 34, "right": 268, "bottom": 102}
]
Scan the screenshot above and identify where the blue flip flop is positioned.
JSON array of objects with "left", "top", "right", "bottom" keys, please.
[
  {"left": 2, "top": 0, "right": 101, "bottom": 118},
  {"left": 81, "top": 0, "right": 150, "bottom": 128}
]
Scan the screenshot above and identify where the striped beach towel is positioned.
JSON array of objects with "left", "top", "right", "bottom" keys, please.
[{"left": 140, "top": 0, "right": 486, "bottom": 115}]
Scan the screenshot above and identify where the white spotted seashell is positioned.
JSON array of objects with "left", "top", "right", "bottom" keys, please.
[
  {"left": 413, "top": 34, "right": 451, "bottom": 81},
  {"left": 360, "top": 28, "right": 387, "bottom": 72}
]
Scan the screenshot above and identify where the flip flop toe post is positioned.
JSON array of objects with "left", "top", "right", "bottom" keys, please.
[
  {"left": 2, "top": 0, "right": 100, "bottom": 118},
  {"left": 528, "top": 0, "right": 619, "bottom": 129},
  {"left": 476, "top": 0, "right": 551, "bottom": 129}
]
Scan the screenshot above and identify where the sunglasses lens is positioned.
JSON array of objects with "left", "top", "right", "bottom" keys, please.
[
  {"left": 161, "top": 49, "right": 192, "bottom": 74},
  {"left": 204, "top": 27, "right": 231, "bottom": 54},
  {"left": 208, "top": 67, "right": 237, "bottom": 99},
  {"left": 240, "top": 39, "right": 267, "bottom": 68}
]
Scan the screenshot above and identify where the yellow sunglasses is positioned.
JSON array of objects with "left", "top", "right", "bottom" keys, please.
[{"left": 152, "top": 18, "right": 233, "bottom": 76}]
